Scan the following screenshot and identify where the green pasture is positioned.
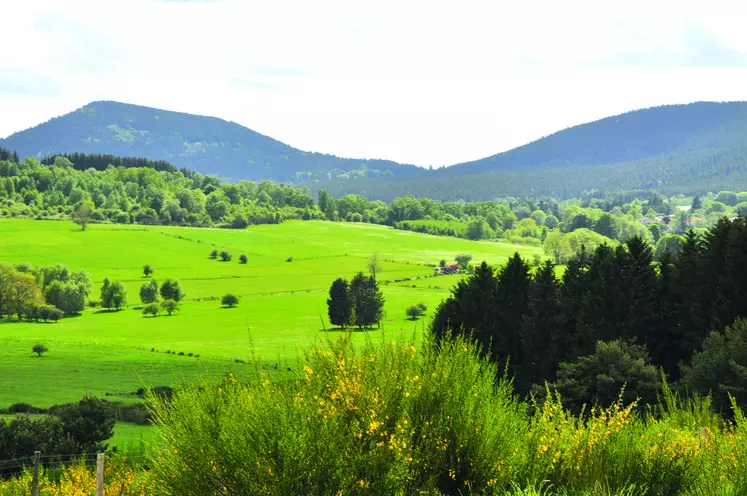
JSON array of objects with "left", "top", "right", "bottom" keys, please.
[{"left": 0, "top": 218, "right": 544, "bottom": 409}]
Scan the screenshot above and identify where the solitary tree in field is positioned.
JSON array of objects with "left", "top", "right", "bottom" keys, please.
[
  {"left": 160, "top": 279, "right": 185, "bottom": 302},
  {"left": 210, "top": 249, "right": 218, "bottom": 259},
  {"left": 220, "top": 251, "right": 232, "bottom": 262},
  {"left": 239, "top": 254, "right": 248, "bottom": 264},
  {"left": 143, "top": 265, "right": 153, "bottom": 277},
  {"left": 73, "top": 200, "right": 95, "bottom": 231},
  {"left": 32, "top": 344, "right": 48, "bottom": 357},
  {"left": 161, "top": 299, "right": 179, "bottom": 315},
  {"left": 142, "top": 303, "right": 160, "bottom": 317},
  {"left": 222, "top": 294, "right": 239, "bottom": 308},
  {"left": 139, "top": 279, "right": 159, "bottom": 304},
  {"left": 327, "top": 278, "right": 352, "bottom": 328},
  {"left": 406, "top": 305, "right": 425, "bottom": 320},
  {"left": 367, "top": 253, "right": 382, "bottom": 280}
]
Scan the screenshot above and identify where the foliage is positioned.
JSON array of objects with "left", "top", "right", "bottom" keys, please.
[
  {"left": 161, "top": 299, "right": 179, "bottom": 315},
  {"left": 681, "top": 318, "right": 747, "bottom": 414},
  {"left": 139, "top": 278, "right": 159, "bottom": 304},
  {"left": 405, "top": 304, "right": 426, "bottom": 320},
  {"left": 327, "top": 278, "right": 352, "bottom": 328},
  {"left": 219, "top": 250, "right": 232, "bottom": 262},
  {"left": 101, "top": 279, "right": 128, "bottom": 310},
  {"left": 0, "top": 456, "right": 156, "bottom": 495},
  {"left": 239, "top": 254, "right": 247, "bottom": 264},
  {"left": 32, "top": 344, "right": 48, "bottom": 357},
  {"left": 146, "top": 333, "right": 747, "bottom": 495},
  {"left": 221, "top": 293, "right": 239, "bottom": 308},
  {"left": 159, "top": 278, "right": 185, "bottom": 302},
  {"left": 48, "top": 395, "right": 117, "bottom": 453},
  {"left": 348, "top": 272, "right": 384, "bottom": 328},
  {"left": 142, "top": 303, "right": 160, "bottom": 317},
  {"left": 455, "top": 253, "right": 473, "bottom": 270},
  {"left": 142, "top": 264, "right": 153, "bottom": 277},
  {"left": 550, "top": 340, "right": 661, "bottom": 413}
]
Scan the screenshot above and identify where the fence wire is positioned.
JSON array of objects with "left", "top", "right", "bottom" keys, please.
[{"left": 0, "top": 450, "right": 152, "bottom": 479}]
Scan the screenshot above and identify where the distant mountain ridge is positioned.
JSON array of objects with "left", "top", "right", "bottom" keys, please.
[
  {"left": 2, "top": 100, "right": 747, "bottom": 200},
  {"left": 438, "top": 101, "right": 747, "bottom": 176},
  {"left": 0, "top": 101, "right": 421, "bottom": 182}
]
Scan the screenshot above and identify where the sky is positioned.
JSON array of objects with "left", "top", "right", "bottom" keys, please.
[{"left": 1, "top": 0, "right": 747, "bottom": 167}]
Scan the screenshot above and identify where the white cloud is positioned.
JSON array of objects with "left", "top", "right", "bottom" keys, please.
[{"left": 1, "top": 0, "right": 747, "bottom": 166}]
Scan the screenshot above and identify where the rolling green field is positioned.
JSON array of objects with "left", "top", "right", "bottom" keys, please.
[{"left": 0, "top": 219, "right": 544, "bottom": 409}]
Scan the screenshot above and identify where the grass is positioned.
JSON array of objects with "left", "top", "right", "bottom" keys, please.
[{"left": 0, "top": 218, "right": 544, "bottom": 409}]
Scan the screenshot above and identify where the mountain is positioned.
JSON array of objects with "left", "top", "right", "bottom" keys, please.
[
  {"left": 0, "top": 101, "right": 422, "bottom": 182},
  {"left": 439, "top": 101, "right": 747, "bottom": 176},
  {"left": 3, "top": 100, "right": 747, "bottom": 201},
  {"left": 317, "top": 101, "right": 747, "bottom": 200}
]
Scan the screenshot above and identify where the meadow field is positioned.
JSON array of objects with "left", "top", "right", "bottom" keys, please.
[{"left": 0, "top": 218, "right": 543, "bottom": 417}]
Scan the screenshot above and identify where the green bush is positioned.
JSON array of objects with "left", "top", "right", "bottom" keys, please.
[
  {"left": 145, "top": 334, "right": 747, "bottom": 495},
  {"left": 148, "top": 334, "right": 526, "bottom": 495}
]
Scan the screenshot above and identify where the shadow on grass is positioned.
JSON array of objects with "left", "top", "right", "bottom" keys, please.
[
  {"left": 320, "top": 327, "right": 379, "bottom": 333},
  {"left": 92, "top": 309, "right": 125, "bottom": 315}
]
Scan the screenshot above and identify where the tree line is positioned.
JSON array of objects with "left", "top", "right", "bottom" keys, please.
[
  {"left": 0, "top": 260, "right": 187, "bottom": 323},
  {"left": 433, "top": 216, "right": 747, "bottom": 414}
]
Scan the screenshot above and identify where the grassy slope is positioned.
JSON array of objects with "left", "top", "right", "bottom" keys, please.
[{"left": 0, "top": 219, "right": 543, "bottom": 408}]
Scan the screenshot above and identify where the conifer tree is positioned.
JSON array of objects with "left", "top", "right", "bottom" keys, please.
[
  {"left": 432, "top": 261, "right": 500, "bottom": 357},
  {"left": 520, "top": 260, "right": 564, "bottom": 389},
  {"left": 494, "top": 253, "right": 532, "bottom": 371},
  {"left": 327, "top": 278, "right": 352, "bottom": 328}
]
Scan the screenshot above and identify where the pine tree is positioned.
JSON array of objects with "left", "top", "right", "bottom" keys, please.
[
  {"left": 432, "top": 261, "right": 500, "bottom": 357},
  {"left": 560, "top": 247, "right": 592, "bottom": 359},
  {"left": 623, "top": 236, "right": 659, "bottom": 345},
  {"left": 494, "top": 253, "right": 532, "bottom": 372},
  {"left": 674, "top": 230, "right": 709, "bottom": 354},
  {"left": 327, "top": 278, "right": 352, "bottom": 328},
  {"left": 348, "top": 272, "right": 384, "bottom": 328},
  {"left": 651, "top": 248, "right": 683, "bottom": 378},
  {"left": 520, "top": 260, "right": 564, "bottom": 389}
]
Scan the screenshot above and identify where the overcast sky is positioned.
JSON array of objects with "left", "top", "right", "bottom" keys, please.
[{"left": 2, "top": 0, "right": 747, "bottom": 166}]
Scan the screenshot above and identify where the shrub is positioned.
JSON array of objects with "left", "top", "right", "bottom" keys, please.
[
  {"left": 220, "top": 251, "right": 232, "bottom": 262},
  {"left": 239, "top": 254, "right": 248, "bottom": 264},
  {"left": 146, "top": 334, "right": 743, "bottom": 495},
  {"left": 32, "top": 344, "right": 48, "bottom": 357},
  {"left": 405, "top": 304, "right": 425, "bottom": 320},
  {"left": 161, "top": 299, "right": 179, "bottom": 315},
  {"left": 142, "top": 303, "right": 160, "bottom": 317},
  {"left": 221, "top": 294, "right": 239, "bottom": 308},
  {"left": 210, "top": 249, "right": 218, "bottom": 259},
  {"left": 148, "top": 334, "right": 525, "bottom": 495}
]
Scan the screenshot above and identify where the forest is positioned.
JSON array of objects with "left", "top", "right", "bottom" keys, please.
[{"left": 434, "top": 216, "right": 747, "bottom": 415}]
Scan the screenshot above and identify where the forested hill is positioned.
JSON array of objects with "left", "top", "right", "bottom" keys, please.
[
  {"left": 0, "top": 101, "right": 422, "bottom": 182},
  {"left": 4, "top": 100, "right": 747, "bottom": 200},
  {"left": 440, "top": 101, "right": 747, "bottom": 175}
]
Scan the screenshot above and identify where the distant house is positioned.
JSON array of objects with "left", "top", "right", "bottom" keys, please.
[
  {"left": 636, "top": 217, "right": 659, "bottom": 226},
  {"left": 442, "top": 263, "right": 460, "bottom": 275}
]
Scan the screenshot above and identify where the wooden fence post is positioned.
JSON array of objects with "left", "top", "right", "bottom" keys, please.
[
  {"left": 96, "top": 453, "right": 104, "bottom": 496},
  {"left": 31, "top": 451, "right": 40, "bottom": 496}
]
